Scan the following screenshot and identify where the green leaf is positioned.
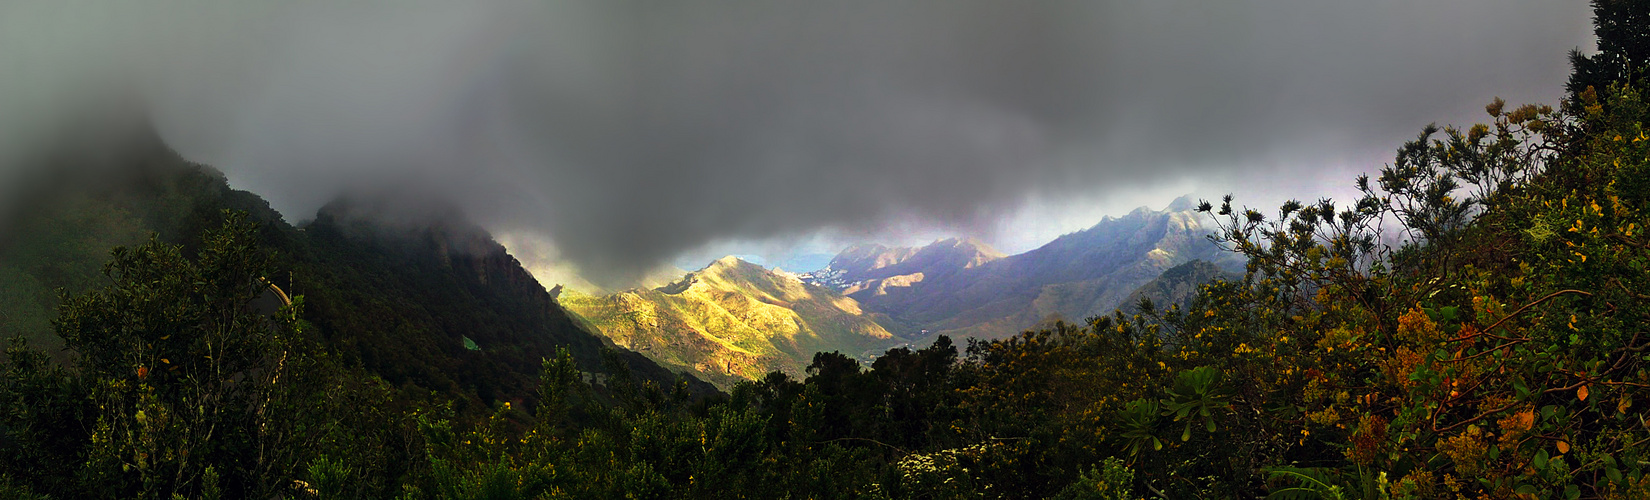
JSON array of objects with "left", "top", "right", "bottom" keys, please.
[
  {"left": 1565, "top": 484, "right": 1580, "bottom": 500},
  {"left": 1535, "top": 449, "right": 1549, "bottom": 469},
  {"left": 1516, "top": 484, "right": 1538, "bottom": 494},
  {"left": 1264, "top": 468, "right": 1341, "bottom": 500}
]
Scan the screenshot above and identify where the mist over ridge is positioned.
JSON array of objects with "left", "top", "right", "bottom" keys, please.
[{"left": 0, "top": 1, "right": 1595, "bottom": 288}]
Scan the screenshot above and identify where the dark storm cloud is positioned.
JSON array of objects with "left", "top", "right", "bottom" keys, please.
[{"left": 0, "top": 1, "right": 1593, "bottom": 287}]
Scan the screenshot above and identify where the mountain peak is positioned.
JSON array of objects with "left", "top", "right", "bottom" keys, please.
[
  {"left": 696, "top": 255, "right": 772, "bottom": 283},
  {"left": 1164, "top": 194, "right": 1200, "bottom": 212},
  {"left": 832, "top": 243, "right": 897, "bottom": 263},
  {"left": 932, "top": 236, "right": 987, "bottom": 249},
  {"left": 920, "top": 237, "right": 1005, "bottom": 267},
  {"left": 689, "top": 256, "right": 757, "bottom": 282}
]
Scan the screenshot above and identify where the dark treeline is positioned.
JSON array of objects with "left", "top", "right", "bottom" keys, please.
[{"left": 9, "top": 1, "right": 1650, "bottom": 498}]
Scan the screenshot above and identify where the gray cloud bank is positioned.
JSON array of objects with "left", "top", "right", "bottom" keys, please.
[{"left": 0, "top": 1, "right": 1592, "bottom": 287}]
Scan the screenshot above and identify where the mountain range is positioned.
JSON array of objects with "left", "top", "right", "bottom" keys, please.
[
  {"left": 2, "top": 115, "right": 1247, "bottom": 395},
  {"left": 555, "top": 196, "right": 1245, "bottom": 388},
  {"left": 817, "top": 195, "right": 1245, "bottom": 340}
]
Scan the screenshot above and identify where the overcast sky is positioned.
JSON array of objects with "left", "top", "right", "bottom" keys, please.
[{"left": 0, "top": 1, "right": 1596, "bottom": 289}]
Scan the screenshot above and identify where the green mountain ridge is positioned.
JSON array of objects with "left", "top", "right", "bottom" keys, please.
[
  {"left": 0, "top": 123, "right": 710, "bottom": 412},
  {"left": 1, "top": 123, "right": 286, "bottom": 360}
]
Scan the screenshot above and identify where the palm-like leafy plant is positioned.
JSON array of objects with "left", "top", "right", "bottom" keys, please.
[{"left": 1159, "top": 366, "right": 1228, "bottom": 442}]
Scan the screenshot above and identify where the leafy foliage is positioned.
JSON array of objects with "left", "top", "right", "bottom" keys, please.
[{"left": 4, "top": 212, "right": 405, "bottom": 498}]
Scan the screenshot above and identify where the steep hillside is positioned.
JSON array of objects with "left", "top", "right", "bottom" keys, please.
[
  {"left": 293, "top": 196, "right": 716, "bottom": 409},
  {"left": 0, "top": 123, "right": 287, "bottom": 360},
  {"left": 560, "top": 256, "right": 901, "bottom": 388},
  {"left": 0, "top": 121, "right": 710, "bottom": 412}
]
